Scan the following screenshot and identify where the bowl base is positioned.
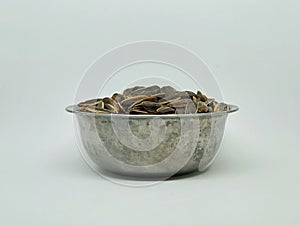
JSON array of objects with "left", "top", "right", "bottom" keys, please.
[{"left": 95, "top": 166, "right": 208, "bottom": 181}]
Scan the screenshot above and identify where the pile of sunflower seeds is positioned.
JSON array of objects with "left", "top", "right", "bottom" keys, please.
[{"left": 78, "top": 85, "right": 229, "bottom": 114}]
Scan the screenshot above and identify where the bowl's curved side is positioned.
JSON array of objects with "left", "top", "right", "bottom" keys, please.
[
  {"left": 74, "top": 113, "right": 228, "bottom": 178},
  {"left": 175, "top": 114, "right": 227, "bottom": 175}
]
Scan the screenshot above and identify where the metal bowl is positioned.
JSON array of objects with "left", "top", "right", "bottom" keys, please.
[{"left": 66, "top": 104, "right": 238, "bottom": 178}]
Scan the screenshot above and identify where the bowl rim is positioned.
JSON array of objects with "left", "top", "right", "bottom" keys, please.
[{"left": 65, "top": 104, "right": 239, "bottom": 118}]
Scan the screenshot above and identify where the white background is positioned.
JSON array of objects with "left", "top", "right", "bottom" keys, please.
[{"left": 1, "top": 0, "right": 300, "bottom": 224}]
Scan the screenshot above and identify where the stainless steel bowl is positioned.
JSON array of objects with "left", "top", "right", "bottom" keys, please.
[{"left": 66, "top": 104, "right": 238, "bottom": 178}]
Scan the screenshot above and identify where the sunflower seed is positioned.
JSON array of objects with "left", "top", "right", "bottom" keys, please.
[
  {"left": 139, "top": 101, "right": 161, "bottom": 108},
  {"left": 174, "top": 91, "right": 191, "bottom": 99},
  {"left": 111, "top": 93, "right": 124, "bottom": 102},
  {"left": 157, "top": 106, "right": 176, "bottom": 114},
  {"left": 196, "top": 101, "right": 209, "bottom": 113},
  {"left": 102, "top": 98, "right": 116, "bottom": 112},
  {"left": 206, "top": 98, "right": 217, "bottom": 111},
  {"left": 185, "top": 100, "right": 197, "bottom": 114},
  {"left": 95, "top": 99, "right": 105, "bottom": 109},
  {"left": 206, "top": 98, "right": 215, "bottom": 105},
  {"left": 168, "top": 99, "right": 193, "bottom": 108},
  {"left": 78, "top": 99, "right": 101, "bottom": 107},
  {"left": 121, "top": 95, "right": 148, "bottom": 108},
  {"left": 123, "top": 86, "right": 144, "bottom": 97},
  {"left": 214, "top": 103, "right": 229, "bottom": 112},
  {"left": 129, "top": 85, "right": 161, "bottom": 96},
  {"left": 186, "top": 91, "right": 197, "bottom": 99},
  {"left": 137, "top": 101, "right": 162, "bottom": 113},
  {"left": 152, "top": 92, "right": 166, "bottom": 98},
  {"left": 129, "top": 108, "right": 149, "bottom": 114},
  {"left": 161, "top": 86, "right": 177, "bottom": 97},
  {"left": 197, "top": 91, "right": 208, "bottom": 102},
  {"left": 158, "top": 97, "right": 181, "bottom": 105},
  {"left": 175, "top": 107, "right": 186, "bottom": 114},
  {"left": 127, "top": 96, "right": 157, "bottom": 110},
  {"left": 80, "top": 106, "right": 112, "bottom": 114},
  {"left": 77, "top": 85, "right": 229, "bottom": 115}
]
